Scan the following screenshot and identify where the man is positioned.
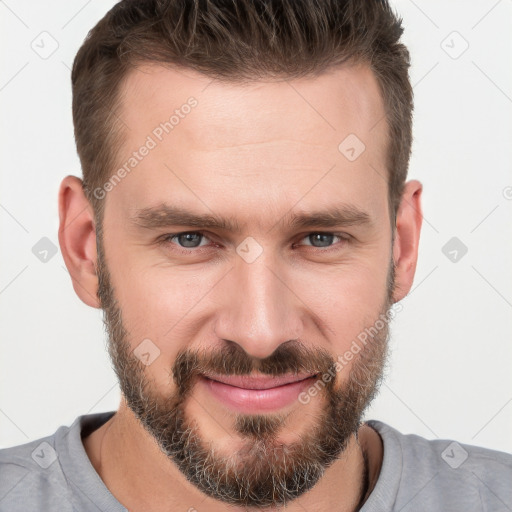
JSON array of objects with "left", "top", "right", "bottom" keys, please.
[{"left": 1, "top": 0, "right": 511, "bottom": 511}]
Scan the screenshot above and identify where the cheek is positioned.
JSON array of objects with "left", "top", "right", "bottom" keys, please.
[
  {"left": 106, "top": 251, "right": 220, "bottom": 375},
  {"left": 289, "top": 256, "right": 390, "bottom": 348},
  {"left": 112, "top": 264, "right": 207, "bottom": 337}
]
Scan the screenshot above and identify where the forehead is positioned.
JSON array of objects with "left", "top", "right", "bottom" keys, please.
[
  {"left": 109, "top": 62, "right": 389, "bottom": 224},
  {"left": 120, "top": 62, "right": 386, "bottom": 144}
]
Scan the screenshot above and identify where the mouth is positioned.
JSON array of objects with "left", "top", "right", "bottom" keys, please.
[{"left": 199, "top": 372, "right": 319, "bottom": 413}]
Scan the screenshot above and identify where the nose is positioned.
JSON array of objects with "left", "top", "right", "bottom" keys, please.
[{"left": 212, "top": 250, "right": 304, "bottom": 360}]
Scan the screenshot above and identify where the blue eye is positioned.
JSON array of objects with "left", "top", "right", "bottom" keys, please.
[
  {"left": 299, "top": 232, "right": 349, "bottom": 249},
  {"left": 163, "top": 232, "right": 209, "bottom": 248},
  {"left": 158, "top": 231, "right": 349, "bottom": 253},
  {"left": 303, "top": 233, "right": 338, "bottom": 248}
]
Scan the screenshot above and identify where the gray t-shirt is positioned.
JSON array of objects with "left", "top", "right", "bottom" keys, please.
[{"left": 1, "top": 411, "right": 511, "bottom": 511}]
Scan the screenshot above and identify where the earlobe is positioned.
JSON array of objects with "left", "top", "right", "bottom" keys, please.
[
  {"left": 391, "top": 180, "right": 423, "bottom": 303},
  {"left": 58, "top": 175, "right": 101, "bottom": 308}
]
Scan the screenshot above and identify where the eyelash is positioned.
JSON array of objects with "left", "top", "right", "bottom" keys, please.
[{"left": 157, "top": 231, "right": 350, "bottom": 255}]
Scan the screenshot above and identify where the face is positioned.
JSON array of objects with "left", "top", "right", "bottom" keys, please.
[{"left": 96, "top": 63, "right": 396, "bottom": 507}]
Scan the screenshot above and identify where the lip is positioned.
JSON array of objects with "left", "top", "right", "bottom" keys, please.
[{"left": 200, "top": 373, "right": 318, "bottom": 413}]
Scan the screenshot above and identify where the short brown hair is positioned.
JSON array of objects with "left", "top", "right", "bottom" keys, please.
[{"left": 72, "top": 0, "right": 413, "bottom": 225}]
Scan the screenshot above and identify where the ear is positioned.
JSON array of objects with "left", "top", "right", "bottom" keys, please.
[
  {"left": 392, "top": 179, "right": 423, "bottom": 302},
  {"left": 58, "top": 175, "right": 100, "bottom": 308}
]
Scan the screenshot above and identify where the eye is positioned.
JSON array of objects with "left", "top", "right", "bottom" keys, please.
[
  {"left": 160, "top": 231, "right": 210, "bottom": 249},
  {"left": 157, "top": 231, "right": 349, "bottom": 253},
  {"left": 298, "top": 232, "right": 349, "bottom": 249}
]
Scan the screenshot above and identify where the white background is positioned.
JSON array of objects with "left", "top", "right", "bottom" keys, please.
[{"left": 1, "top": 1, "right": 511, "bottom": 453}]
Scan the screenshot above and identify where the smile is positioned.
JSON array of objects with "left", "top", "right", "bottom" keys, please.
[{"left": 199, "top": 373, "right": 318, "bottom": 413}]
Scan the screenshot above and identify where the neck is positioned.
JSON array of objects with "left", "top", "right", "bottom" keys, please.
[{"left": 83, "top": 405, "right": 383, "bottom": 512}]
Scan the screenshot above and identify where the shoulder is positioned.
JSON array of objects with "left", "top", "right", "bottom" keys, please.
[
  {"left": 366, "top": 420, "right": 512, "bottom": 511},
  {"left": 0, "top": 412, "right": 116, "bottom": 511},
  {"left": 0, "top": 430, "right": 73, "bottom": 511}
]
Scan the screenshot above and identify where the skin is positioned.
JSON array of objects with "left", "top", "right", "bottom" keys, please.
[{"left": 58, "top": 62, "right": 422, "bottom": 511}]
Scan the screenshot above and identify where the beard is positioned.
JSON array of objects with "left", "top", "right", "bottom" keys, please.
[{"left": 95, "top": 231, "right": 395, "bottom": 508}]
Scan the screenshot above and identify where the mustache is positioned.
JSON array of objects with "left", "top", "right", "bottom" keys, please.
[{"left": 172, "top": 340, "right": 336, "bottom": 396}]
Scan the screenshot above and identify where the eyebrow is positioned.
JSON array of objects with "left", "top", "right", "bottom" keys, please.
[{"left": 130, "top": 203, "right": 372, "bottom": 233}]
